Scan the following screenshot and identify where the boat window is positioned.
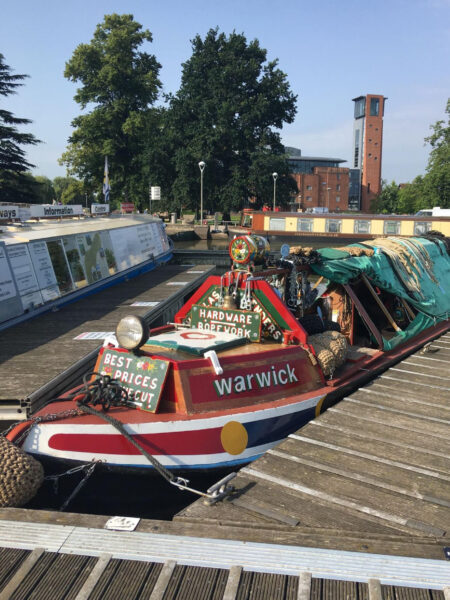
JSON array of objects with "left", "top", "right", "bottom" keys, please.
[
  {"left": 414, "top": 221, "right": 432, "bottom": 236},
  {"left": 383, "top": 221, "right": 401, "bottom": 235},
  {"left": 269, "top": 218, "right": 285, "bottom": 231},
  {"left": 354, "top": 220, "right": 371, "bottom": 234},
  {"left": 297, "top": 218, "right": 313, "bottom": 232},
  {"left": 326, "top": 219, "right": 342, "bottom": 233}
]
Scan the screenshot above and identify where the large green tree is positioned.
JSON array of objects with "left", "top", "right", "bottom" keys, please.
[
  {"left": 423, "top": 98, "right": 450, "bottom": 208},
  {"left": 165, "top": 29, "right": 297, "bottom": 214},
  {"left": 0, "top": 53, "right": 41, "bottom": 202},
  {"left": 371, "top": 180, "right": 400, "bottom": 214},
  {"left": 60, "top": 14, "right": 162, "bottom": 206}
]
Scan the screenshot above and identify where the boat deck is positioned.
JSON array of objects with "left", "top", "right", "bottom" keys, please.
[
  {"left": 0, "top": 264, "right": 214, "bottom": 419},
  {"left": 176, "top": 331, "right": 450, "bottom": 561}
]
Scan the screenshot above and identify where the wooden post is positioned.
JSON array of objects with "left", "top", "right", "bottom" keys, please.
[{"left": 361, "top": 274, "right": 401, "bottom": 332}]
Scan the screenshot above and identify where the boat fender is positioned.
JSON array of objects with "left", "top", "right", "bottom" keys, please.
[
  {"left": 0, "top": 436, "right": 44, "bottom": 508},
  {"left": 204, "top": 350, "right": 223, "bottom": 375}
]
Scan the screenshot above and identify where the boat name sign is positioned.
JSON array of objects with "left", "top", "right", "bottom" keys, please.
[
  {"left": 96, "top": 349, "right": 170, "bottom": 412},
  {"left": 191, "top": 304, "right": 261, "bottom": 341}
]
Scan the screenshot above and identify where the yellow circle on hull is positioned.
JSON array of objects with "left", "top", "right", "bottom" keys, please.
[{"left": 220, "top": 421, "right": 248, "bottom": 455}]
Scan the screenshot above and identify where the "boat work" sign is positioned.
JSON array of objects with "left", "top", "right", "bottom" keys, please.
[
  {"left": 96, "top": 348, "right": 170, "bottom": 412},
  {"left": 190, "top": 304, "right": 261, "bottom": 341}
]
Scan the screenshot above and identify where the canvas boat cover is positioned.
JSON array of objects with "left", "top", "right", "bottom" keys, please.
[{"left": 310, "top": 237, "right": 450, "bottom": 350}]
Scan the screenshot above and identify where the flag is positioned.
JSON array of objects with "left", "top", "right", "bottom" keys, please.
[{"left": 103, "top": 156, "right": 110, "bottom": 203}]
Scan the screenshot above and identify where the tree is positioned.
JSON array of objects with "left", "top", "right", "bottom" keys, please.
[
  {"left": 34, "top": 175, "right": 56, "bottom": 204},
  {"left": 60, "top": 14, "right": 162, "bottom": 206},
  {"left": 423, "top": 99, "right": 450, "bottom": 208},
  {"left": 371, "top": 180, "right": 400, "bottom": 214},
  {"left": 53, "top": 176, "right": 85, "bottom": 204},
  {"left": 165, "top": 29, "right": 297, "bottom": 214},
  {"left": 397, "top": 176, "right": 425, "bottom": 214},
  {"left": 0, "top": 53, "right": 41, "bottom": 202}
]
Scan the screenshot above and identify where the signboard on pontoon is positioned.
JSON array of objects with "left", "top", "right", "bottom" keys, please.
[
  {"left": 30, "top": 205, "right": 83, "bottom": 218},
  {"left": 109, "top": 225, "right": 159, "bottom": 271},
  {"left": 0, "top": 205, "right": 19, "bottom": 221},
  {"left": 6, "top": 243, "right": 43, "bottom": 310},
  {"left": 0, "top": 242, "right": 23, "bottom": 321},
  {"left": 28, "top": 241, "right": 60, "bottom": 301},
  {"left": 91, "top": 203, "right": 110, "bottom": 215},
  {"left": 96, "top": 348, "right": 170, "bottom": 412},
  {"left": 190, "top": 304, "right": 261, "bottom": 341}
]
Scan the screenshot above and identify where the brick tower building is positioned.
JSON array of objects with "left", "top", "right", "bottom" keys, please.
[{"left": 352, "top": 94, "right": 386, "bottom": 212}]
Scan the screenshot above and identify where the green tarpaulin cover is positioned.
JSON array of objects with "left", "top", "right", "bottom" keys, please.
[{"left": 311, "top": 237, "right": 450, "bottom": 350}]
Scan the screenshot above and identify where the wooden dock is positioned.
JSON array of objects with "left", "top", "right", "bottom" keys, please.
[
  {"left": 0, "top": 264, "right": 214, "bottom": 419},
  {"left": 176, "top": 331, "right": 450, "bottom": 564},
  {"left": 0, "top": 508, "right": 448, "bottom": 599}
]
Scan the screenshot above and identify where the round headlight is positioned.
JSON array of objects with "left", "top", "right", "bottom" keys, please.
[{"left": 115, "top": 315, "right": 148, "bottom": 351}]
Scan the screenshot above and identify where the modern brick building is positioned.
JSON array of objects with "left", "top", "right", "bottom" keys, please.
[
  {"left": 287, "top": 149, "right": 349, "bottom": 212},
  {"left": 351, "top": 94, "right": 387, "bottom": 212}
]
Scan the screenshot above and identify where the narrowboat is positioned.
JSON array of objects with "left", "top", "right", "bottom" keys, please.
[{"left": 7, "top": 233, "right": 450, "bottom": 478}]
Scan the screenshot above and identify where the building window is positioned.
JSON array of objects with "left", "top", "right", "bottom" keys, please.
[
  {"left": 337, "top": 174, "right": 341, "bottom": 180},
  {"left": 297, "top": 219, "right": 313, "bottom": 232},
  {"left": 336, "top": 184, "right": 341, "bottom": 191},
  {"left": 336, "top": 196, "right": 340, "bottom": 203},
  {"left": 354, "top": 98, "right": 365, "bottom": 118},
  {"left": 354, "top": 220, "right": 371, "bottom": 234},
  {"left": 414, "top": 221, "right": 432, "bottom": 235},
  {"left": 370, "top": 98, "right": 379, "bottom": 116},
  {"left": 384, "top": 221, "right": 401, "bottom": 235},
  {"left": 269, "top": 218, "right": 285, "bottom": 231},
  {"left": 306, "top": 185, "right": 312, "bottom": 190},
  {"left": 326, "top": 219, "right": 342, "bottom": 233},
  {"left": 306, "top": 196, "right": 312, "bottom": 202}
]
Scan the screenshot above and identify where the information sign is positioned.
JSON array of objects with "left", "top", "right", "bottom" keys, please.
[
  {"left": 96, "top": 349, "right": 170, "bottom": 412},
  {"left": 190, "top": 304, "right": 261, "bottom": 341},
  {"left": 30, "top": 205, "right": 83, "bottom": 218},
  {"left": 120, "top": 203, "right": 135, "bottom": 214}
]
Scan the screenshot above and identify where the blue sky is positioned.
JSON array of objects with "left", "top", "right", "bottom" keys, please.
[{"left": 1, "top": 0, "right": 449, "bottom": 183}]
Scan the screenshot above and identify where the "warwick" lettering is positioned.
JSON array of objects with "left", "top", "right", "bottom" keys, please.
[{"left": 213, "top": 363, "right": 298, "bottom": 396}]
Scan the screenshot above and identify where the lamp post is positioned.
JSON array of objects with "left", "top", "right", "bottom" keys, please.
[
  {"left": 198, "top": 161, "right": 206, "bottom": 224},
  {"left": 272, "top": 172, "right": 278, "bottom": 211}
]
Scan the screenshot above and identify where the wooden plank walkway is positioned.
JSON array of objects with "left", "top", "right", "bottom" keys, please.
[
  {"left": 0, "top": 264, "right": 214, "bottom": 418},
  {"left": 176, "top": 331, "right": 450, "bottom": 563},
  {"left": 0, "top": 510, "right": 448, "bottom": 599}
]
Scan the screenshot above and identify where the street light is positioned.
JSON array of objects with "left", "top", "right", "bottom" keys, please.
[
  {"left": 272, "top": 172, "right": 278, "bottom": 211},
  {"left": 198, "top": 161, "right": 206, "bottom": 223}
]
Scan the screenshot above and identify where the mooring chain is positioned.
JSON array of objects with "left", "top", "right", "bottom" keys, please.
[{"left": 77, "top": 396, "right": 236, "bottom": 503}]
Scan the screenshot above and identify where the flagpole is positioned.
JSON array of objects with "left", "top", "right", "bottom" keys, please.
[{"left": 103, "top": 156, "right": 110, "bottom": 205}]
